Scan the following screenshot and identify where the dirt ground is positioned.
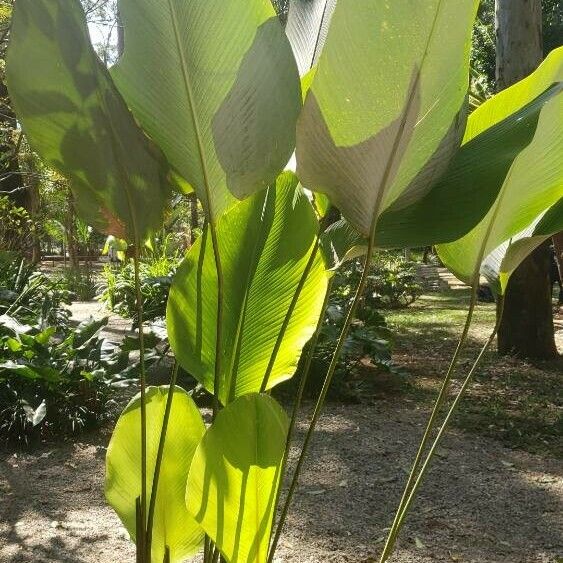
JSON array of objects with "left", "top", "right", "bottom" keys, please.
[
  {"left": 0, "top": 399, "right": 561, "bottom": 563},
  {"left": 1, "top": 298, "right": 561, "bottom": 562}
]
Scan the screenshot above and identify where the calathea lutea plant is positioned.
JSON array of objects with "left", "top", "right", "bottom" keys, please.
[{"left": 6, "top": 0, "right": 563, "bottom": 561}]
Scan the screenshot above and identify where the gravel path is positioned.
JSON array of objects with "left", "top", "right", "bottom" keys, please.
[{"left": 1, "top": 400, "right": 561, "bottom": 563}]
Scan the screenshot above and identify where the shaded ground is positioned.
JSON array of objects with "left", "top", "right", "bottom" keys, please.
[
  {"left": 385, "top": 288, "right": 563, "bottom": 459},
  {"left": 0, "top": 402, "right": 561, "bottom": 563},
  {"left": 0, "top": 290, "right": 561, "bottom": 562}
]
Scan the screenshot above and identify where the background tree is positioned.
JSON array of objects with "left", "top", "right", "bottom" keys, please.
[{"left": 495, "top": 0, "right": 558, "bottom": 359}]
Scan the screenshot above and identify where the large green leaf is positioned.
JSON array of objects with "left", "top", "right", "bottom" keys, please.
[
  {"left": 437, "top": 73, "right": 563, "bottom": 293},
  {"left": 480, "top": 199, "right": 563, "bottom": 294},
  {"left": 296, "top": 0, "right": 478, "bottom": 236},
  {"left": 186, "top": 393, "right": 288, "bottom": 563},
  {"left": 6, "top": 0, "right": 170, "bottom": 242},
  {"left": 167, "top": 172, "right": 328, "bottom": 404},
  {"left": 320, "top": 218, "right": 367, "bottom": 271},
  {"left": 112, "top": 0, "right": 301, "bottom": 220},
  {"left": 377, "top": 47, "right": 563, "bottom": 248},
  {"left": 286, "top": 0, "right": 337, "bottom": 77},
  {"left": 105, "top": 386, "right": 205, "bottom": 562}
]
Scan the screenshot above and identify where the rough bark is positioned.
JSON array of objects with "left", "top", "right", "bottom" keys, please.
[
  {"left": 497, "top": 241, "right": 557, "bottom": 358},
  {"left": 495, "top": 0, "right": 557, "bottom": 359},
  {"left": 553, "top": 233, "right": 563, "bottom": 280},
  {"left": 495, "top": 0, "right": 543, "bottom": 88}
]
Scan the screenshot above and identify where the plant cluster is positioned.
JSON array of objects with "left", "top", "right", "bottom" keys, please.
[
  {"left": 98, "top": 253, "right": 180, "bottom": 323},
  {"left": 293, "top": 260, "right": 406, "bottom": 401},
  {"left": 0, "top": 256, "right": 145, "bottom": 444},
  {"left": 0, "top": 254, "right": 71, "bottom": 327},
  {"left": 5, "top": 1, "right": 562, "bottom": 563},
  {"left": 0, "top": 196, "right": 36, "bottom": 256},
  {"left": 0, "top": 315, "right": 129, "bottom": 443}
]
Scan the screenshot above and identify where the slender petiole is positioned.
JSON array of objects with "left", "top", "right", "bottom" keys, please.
[
  {"left": 379, "top": 295, "right": 505, "bottom": 562},
  {"left": 268, "top": 278, "right": 333, "bottom": 561},
  {"left": 379, "top": 282, "right": 479, "bottom": 560},
  {"left": 268, "top": 232, "right": 376, "bottom": 563},
  {"left": 133, "top": 246, "right": 147, "bottom": 562},
  {"left": 145, "top": 362, "right": 180, "bottom": 559}
]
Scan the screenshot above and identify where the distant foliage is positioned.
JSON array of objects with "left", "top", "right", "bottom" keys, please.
[
  {"left": 470, "top": 0, "right": 563, "bottom": 104},
  {"left": 0, "top": 196, "right": 36, "bottom": 256},
  {"left": 98, "top": 253, "right": 180, "bottom": 323},
  {"left": 367, "top": 252, "right": 422, "bottom": 309}
]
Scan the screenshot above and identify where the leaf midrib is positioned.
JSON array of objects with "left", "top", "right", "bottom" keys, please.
[
  {"left": 370, "top": 0, "right": 447, "bottom": 237},
  {"left": 165, "top": 0, "right": 216, "bottom": 219}
]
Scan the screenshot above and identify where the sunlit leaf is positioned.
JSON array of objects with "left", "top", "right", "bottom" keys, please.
[
  {"left": 105, "top": 386, "right": 205, "bottom": 562},
  {"left": 286, "top": 0, "right": 337, "bottom": 77},
  {"left": 437, "top": 52, "right": 563, "bottom": 293},
  {"left": 296, "top": 0, "right": 478, "bottom": 236},
  {"left": 112, "top": 0, "right": 301, "bottom": 220},
  {"left": 186, "top": 393, "right": 288, "bottom": 563},
  {"left": 6, "top": 0, "right": 171, "bottom": 242},
  {"left": 377, "top": 47, "right": 563, "bottom": 248},
  {"left": 167, "top": 172, "right": 328, "bottom": 404}
]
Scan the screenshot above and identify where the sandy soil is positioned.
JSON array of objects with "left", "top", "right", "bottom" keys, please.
[{"left": 1, "top": 399, "right": 561, "bottom": 563}]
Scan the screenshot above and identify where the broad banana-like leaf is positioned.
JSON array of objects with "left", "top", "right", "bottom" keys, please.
[
  {"left": 377, "top": 47, "right": 563, "bottom": 248},
  {"left": 320, "top": 218, "right": 367, "bottom": 271},
  {"left": 167, "top": 172, "right": 328, "bottom": 405},
  {"left": 112, "top": 0, "right": 301, "bottom": 220},
  {"left": 437, "top": 79, "right": 563, "bottom": 292},
  {"left": 480, "top": 199, "right": 563, "bottom": 294},
  {"left": 286, "top": 0, "right": 337, "bottom": 77},
  {"left": 6, "top": 0, "right": 170, "bottom": 243},
  {"left": 535, "top": 198, "right": 563, "bottom": 235},
  {"left": 186, "top": 394, "right": 288, "bottom": 563},
  {"left": 296, "top": 0, "right": 478, "bottom": 237},
  {"left": 105, "top": 386, "right": 205, "bottom": 562}
]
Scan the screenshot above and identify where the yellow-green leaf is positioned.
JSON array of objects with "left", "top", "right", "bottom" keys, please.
[
  {"left": 186, "top": 394, "right": 288, "bottom": 563},
  {"left": 105, "top": 386, "right": 205, "bottom": 562}
]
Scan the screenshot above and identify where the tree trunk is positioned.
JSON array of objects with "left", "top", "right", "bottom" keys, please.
[
  {"left": 553, "top": 233, "right": 563, "bottom": 280},
  {"left": 495, "top": 0, "right": 543, "bottom": 88},
  {"left": 65, "top": 188, "right": 80, "bottom": 270},
  {"left": 495, "top": 0, "right": 557, "bottom": 360},
  {"left": 497, "top": 241, "right": 557, "bottom": 358}
]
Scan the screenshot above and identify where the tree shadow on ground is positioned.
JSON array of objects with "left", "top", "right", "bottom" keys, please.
[{"left": 280, "top": 401, "right": 562, "bottom": 563}]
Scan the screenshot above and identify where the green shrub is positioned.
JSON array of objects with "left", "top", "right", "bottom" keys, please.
[
  {"left": 0, "top": 315, "right": 140, "bottom": 444},
  {"left": 367, "top": 252, "right": 422, "bottom": 309},
  {"left": 98, "top": 253, "right": 180, "bottom": 322},
  {"left": 54, "top": 266, "right": 98, "bottom": 301},
  {"left": 0, "top": 256, "right": 71, "bottom": 328},
  {"left": 0, "top": 196, "right": 37, "bottom": 255},
  {"left": 282, "top": 263, "right": 405, "bottom": 402}
]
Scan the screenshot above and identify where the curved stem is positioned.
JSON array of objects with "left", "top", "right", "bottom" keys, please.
[
  {"left": 209, "top": 222, "right": 225, "bottom": 418},
  {"left": 379, "top": 283, "right": 479, "bottom": 561},
  {"left": 145, "top": 362, "right": 180, "bottom": 559},
  {"left": 260, "top": 237, "right": 321, "bottom": 393},
  {"left": 379, "top": 295, "right": 505, "bottom": 562},
  {"left": 133, "top": 246, "right": 147, "bottom": 561},
  {"left": 268, "top": 277, "right": 333, "bottom": 561},
  {"left": 268, "top": 233, "right": 376, "bottom": 562}
]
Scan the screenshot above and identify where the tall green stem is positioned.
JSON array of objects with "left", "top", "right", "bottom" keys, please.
[
  {"left": 209, "top": 221, "right": 224, "bottom": 418},
  {"left": 379, "top": 295, "right": 505, "bottom": 562},
  {"left": 145, "top": 362, "right": 180, "bottom": 559},
  {"left": 260, "top": 237, "right": 321, "bottom": 393},
  {"left": 268, "top": 232, "right": 376, "bottom": 562},
  {"left": 379, "top": 283, "right": 479, "bottom": 560},
  {"left": 133, "top": 246, "right": 147, "bottom": 562},
  {"left": 268, "top": 278, "right": 333, "bottom": 562}
]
